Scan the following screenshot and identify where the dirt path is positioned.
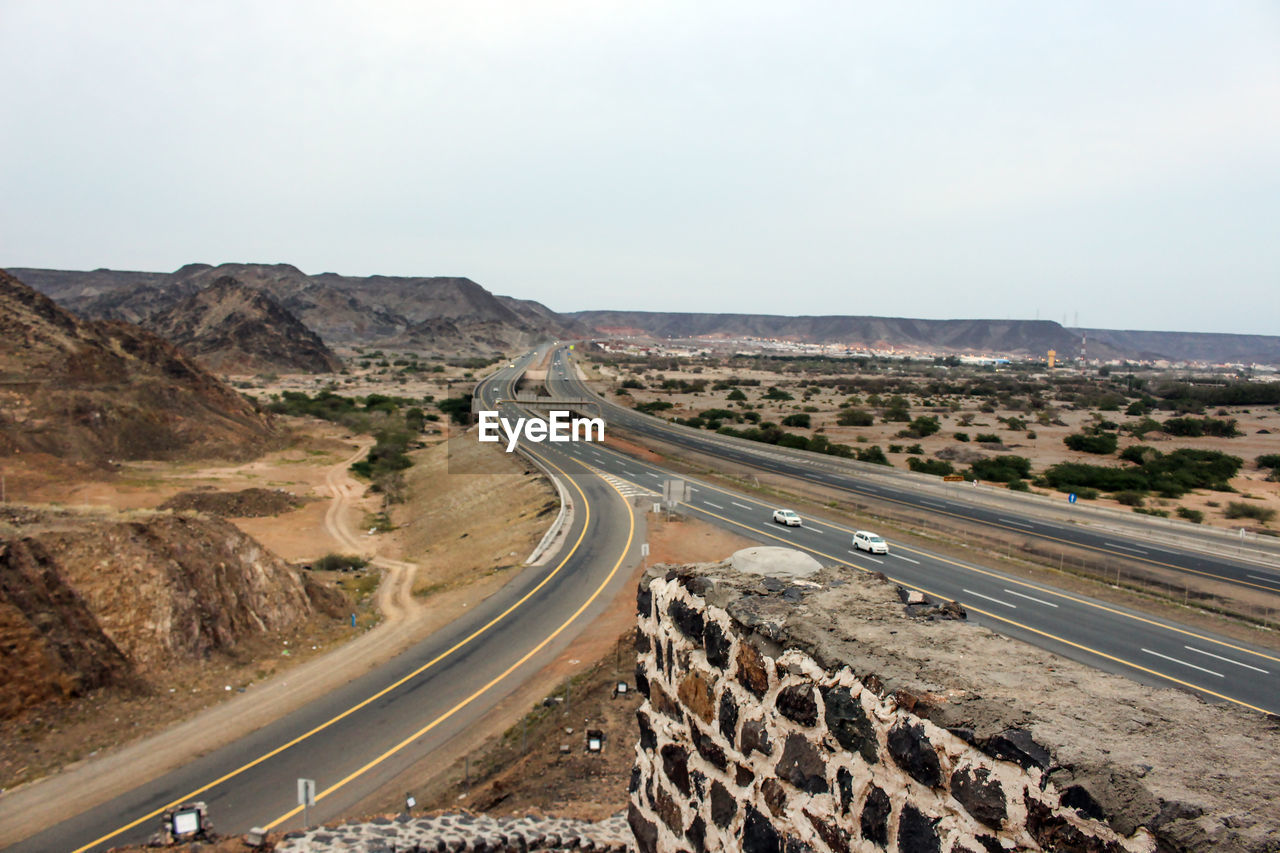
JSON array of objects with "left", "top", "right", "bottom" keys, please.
[
  {"left": 0, "top": 437, "right": 437, "bottom": 848},
  {"left": 321, "top": 437, "right": 422, "bottom": 624}
]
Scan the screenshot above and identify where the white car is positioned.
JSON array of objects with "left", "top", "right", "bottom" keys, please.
[
  {"left": 772, "top": 509, "right": 802, "bottom": 527},
  {"left": 852, "top": 531, "right": 889, "bottom": 554}
]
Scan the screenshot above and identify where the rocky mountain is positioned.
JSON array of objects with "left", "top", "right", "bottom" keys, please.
[
  {"left": 0, "top": 505, "right": 343, "bottom": 719},
  {"left": 0, "top": 269, "right": 278, "bottom": 465},
  {"left": 572, "top": 310, "right": 1280, "bottom": 365},
  {"left": 14, "top": 263, "right": 590, "bottom": 357},
  {"left": 145, "top": 276, "right": 342, "bottom": 374}
]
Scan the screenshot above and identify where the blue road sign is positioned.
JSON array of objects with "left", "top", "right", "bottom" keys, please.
[{"left": 1068, "top": 493, "right": 1077, "bottom": 504}]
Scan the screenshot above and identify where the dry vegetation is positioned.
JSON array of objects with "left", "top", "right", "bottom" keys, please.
[{"left": 588, "top": 347, "right": 1280, "bottom": 535}]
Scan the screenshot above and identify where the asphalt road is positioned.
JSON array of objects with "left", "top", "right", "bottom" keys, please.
[
  {"left": 540, "top": 349, "right": 1280, "bottom": 715},
  {"left": 11, "top": 356, "right": 640, "bottom": 853},
  {"left": 546, "top": 349, "right": 1280, "bottom": 597}
]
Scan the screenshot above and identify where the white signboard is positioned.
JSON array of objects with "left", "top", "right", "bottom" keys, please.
[{"left": 298, "top": 778, "right": 316, "bottom": 807}]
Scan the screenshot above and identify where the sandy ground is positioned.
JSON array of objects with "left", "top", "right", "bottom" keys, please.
[
  {"left": 0, "top": 423, "right": 564, "bottom": 848},
  {"left": 599, "top": 358, "right": 1280, "bottom": 532}
]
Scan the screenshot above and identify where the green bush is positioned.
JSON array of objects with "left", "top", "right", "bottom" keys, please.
[
  {"left": 954, "top": 432, "right": 970, "bottom": 442},
  {"left": 837, "top": 409, "right": 874, "bottom": 427},
  {"left": 1133, "top": 507, "right": 1170, "bottom": 518},
  {"left": 857, "top": 445, "right": 890, "bottom": 465},
  {"left": 635, "top": 400, "right": 674, "bottom": 414},
  {"left": 1064, "top": 432, "right": 1118, "bottom": 454},
  {"left": 1176, "top": 507, "right": 1204, "bottom": 524},
  {"left": 908, "top": 457, "right": 954, "bottom": 476},
  {"left": 968, "top": 456, "right": 1032, "bottom": 483},
  {"left": 1162, "top": 416, "right": 1241, "bottom": 438},
  {"left": 1256, "top": 454, "right": 1280, "bottom": 469},
  {"left": 1224, "top": 502, "right": 1276, "bottom": 523},
  {"left": 781, "top": 413, "right": 811, "bottom": 428},
  {"left": 1007, "top": 479, "right": 1030, "bottom": 492},
  {"left": 763, "top": 386, "right": 794, "bottom": 401},
  {"left": 906, "top": 415, "right": 941, "bottom": 437},
  {"left": 1044, "top": 448, "right": 1242, "bottom": 498},
  {"left": 726, "top": 388, "right": 747, "bottom": 401},
  {"left": 975, "top": 433, "right": 1002, "bottom": 444},
  {"left": 312, "top": 553, "right": 369, "bottom": 572},
  {"left": 1114, "top": 490, "right": 1146, "bottom": 507}
]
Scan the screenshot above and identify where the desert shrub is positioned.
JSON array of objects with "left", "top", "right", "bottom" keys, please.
[
  {"left": 782, "top": 413, "right": 811, "bottom": 428},
  {"left": 954, "top": 432, "right": 971, "bottom": 442},
  {"left": 313, "top": 553, "right": 369, "bottom": 572},
  {"left": 1007, "top": 479, "right": 1030, "bottom": 492},
  {"left": 621, "top": 378, "right": 645, "bottom": 389},
  {"left": 437, "top": 396, "right": 472, "bottom": 424},
  {"left": 968, "top": 456, "right": 1032, "bottom": 483},
  {"left": 857, "top": 445, "right": 890, "bottom": 465},
  {"left": 1176, "top": 507, "right": 1204, "bottom": 524},
  {"left": 701, "top": 408, "right": 737, "bottom": 421},
  {"left": 906, "top": 444, "right": 924, "bottom": 454},
  {"left": 1256, "top": 454, "right": 1280, "bottom": 469},
  {"left": 975, "top": 433, "right": 1002, "bottom": 444},
  {"left": 1224, "top": 502, "right": 1276, "bottom": 523},
  {"left": 837, "top": 409, "right": 874, "bottom": 427},
  {"left": 1161, "top": 416, "right": 1241, "bottom": 438},
  {"left": 1043, "top": 448, "right": 1241, "bottom": 498},
  {"left": 1064, "top": 432, "right": 1118, "bottom": 454},
  {"left": 907, "top": 457, "right": 954, "bottom": 476},
  {"left": 906, "top": 415, "right": 941, "bottom": 437},
  {"left": 1133, "top": 507, "right": 1169, "bottom": 518},
  {"left": 763, "top": 386, "right": 794, "bottom": 401},
  {"left": 889, "top": 444, "right": 903, "bottom": 454},
  {"left": 726, "top": 388, "right": 747, "bottom": 401},
  {"left": 1114, "top": 490, "right": 1146, "bottom": 507},
  {"left": 635, "top": 400, "right": 674, "bottom": 414},
  {"left": 883, "top": 396, "right": 911, "bottom": 422}
]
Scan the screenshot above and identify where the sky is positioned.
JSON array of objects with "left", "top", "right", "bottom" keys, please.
[{"left": 2, "top": 2, "right": 1278, "bottom": 334}]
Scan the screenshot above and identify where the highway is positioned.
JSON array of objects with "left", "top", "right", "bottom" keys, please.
[
  {"left": 8, "top": 354, "right": 640, "bottom": 852},
  {"left": 546, "top": 348, "right": 1280, "bottom": 597},
  {"left": 538, "top": 348, "right": 1280, "bottom": 714}
]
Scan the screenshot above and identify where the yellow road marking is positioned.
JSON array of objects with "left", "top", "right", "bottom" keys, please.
[
  {"left": 559, "top": 353, "right": 1280, "bottom": 596},
  {"left": 579, "top": 456, "right": 1276, "bottom": 716},
  {"left": 263, "top": 452, "right": 636, "bottom": 829},
  {"left": 71, "top": 448, "right": 600, "bottom": 852}
]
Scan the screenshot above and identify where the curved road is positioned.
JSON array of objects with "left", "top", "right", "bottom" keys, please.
[
  {"left": 548, "top": 348, "right": 1280, "bottom": 595},
  {"left": 541, "top": 347, "right": 1280, "bottom": 714},
  {"left": 8, "top": 355, "right": 640, "bottom": 852}
]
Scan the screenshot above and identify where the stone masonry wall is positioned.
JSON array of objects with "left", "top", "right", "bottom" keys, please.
[{"left": 627, "top": 548, "right": 1280, "bottom": 853}]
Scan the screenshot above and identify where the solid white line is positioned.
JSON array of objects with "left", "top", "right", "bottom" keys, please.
[
  {"left": 1247, "top": 574, "right": 1280, "bottom": 588},
  {"left": 1184, "top": 645, "right": 1270, "bottom": 674},
  {"left": 1003, "top": 588, "right": 1059, "bottom": 608},
  {"left": 1142, "top": 648, "right": 1223, "bottom": 678},
  {"left": 962, "top": 588, "right": 1017, "bottom": 608},
  {"left": 998, "top": 518, "right": 1034, "bottom": 528},
  {"left": 921, "top": 500, "right": 946, "bottom": 508},
  {"left": 621, "top": 470, "right": 638, "bottom": 478},
  {"left": 806, "top": 527, "right": 824, "bottom": 535},
  {"left": 849, "top": 550, "right": 883, "bottom": 564},
  {"left": 704, "top": 501, "right": 724, "bottom": 510},
  {"left": 732, "top": 502, "right": 753, "bottom": 511},
  {"left": 889, "top": 553, "right": 920, "bottom": 564},
  {"left": 1104, "top": 541, "right": 1148, "bottom": 555}
]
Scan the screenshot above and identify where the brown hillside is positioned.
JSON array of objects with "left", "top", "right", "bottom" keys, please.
[
  {"left": 0, "top": 505, "right": 342, "bottom": 721},
  {"left": 0, "top": 269, "right": 278, "bottom": 465},
  {"left": 144, "top": 275, "right": 342, "bottom": 374}
]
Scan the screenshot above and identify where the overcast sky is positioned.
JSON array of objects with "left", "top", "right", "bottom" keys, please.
[{"left": 2, "top": 2, "right": 1278, "bottom": 334}]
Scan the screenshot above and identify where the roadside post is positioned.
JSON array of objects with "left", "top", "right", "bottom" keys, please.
[{"left": 297, "top": 778, "right": 316, "bottom": 828}]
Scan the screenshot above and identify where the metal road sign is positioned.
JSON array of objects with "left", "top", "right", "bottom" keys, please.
[{"left": 1068, "top": 493, "right": 1078, "bottom": 504}]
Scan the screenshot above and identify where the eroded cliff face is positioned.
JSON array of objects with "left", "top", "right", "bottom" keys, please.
[{"left": 0, "top": 506, "right": 342, "bottom": 719}]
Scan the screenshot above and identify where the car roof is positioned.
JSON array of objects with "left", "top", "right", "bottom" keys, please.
[
  {"left": 777, "top": 508, "right": 797, "bottom": 514},
  {"left": 854, "top": 530, "right": 879, "bottom": 536}
]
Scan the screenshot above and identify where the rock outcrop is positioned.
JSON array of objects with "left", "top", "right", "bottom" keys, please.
[
  {"left": 0, "top": 505, "right": 343, "bottom": 718},
  {"left": 0, "top": 269, "right": 278, "bottom": 465},
  {"left": 143, "top": 276, "right": 342, "bottom": 374}
]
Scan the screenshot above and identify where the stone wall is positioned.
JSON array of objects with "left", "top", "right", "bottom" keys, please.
[{"left": 627, "top": 547, "right": 1280, "bottom": 853}]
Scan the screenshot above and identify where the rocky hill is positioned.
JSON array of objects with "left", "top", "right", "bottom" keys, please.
[
  {"left": 144, "top": 276, "right": 342, "bottom": 374},
  {"left": 0, "top": 269, "right": 278, "bottom": 465},
  {"left": 14, "top": 263, "right": 590, "bottom": 357},
  {"left": 572, "top": 310, "right": 1280, "bottom": 365},
  {"left": 0, "top": 505, "right": 343, "bottom": 719}
]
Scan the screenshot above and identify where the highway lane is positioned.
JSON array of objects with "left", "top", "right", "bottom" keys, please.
[
  {"left": 546, "top": 348, "right": 1280, "bottom": 597},
  {"left": 10, "top": 358, "right": 639, "bottom": 853},
  {"left": 539, "top": 423, "right": 1280, "bottom": 714}
]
